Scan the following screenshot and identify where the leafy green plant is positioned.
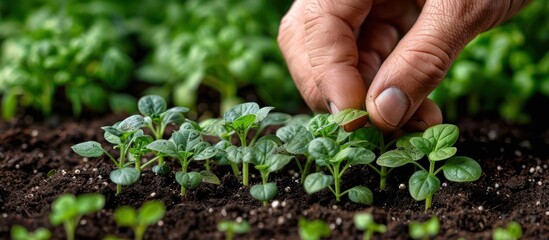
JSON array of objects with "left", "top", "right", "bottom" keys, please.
[
  {"left": 303, "top": 135, "right": 375, "bottom": 205},
  {"left": 298, "top": 217, "right": 331, "bottom": 240},
  {"left": 114, "top": 200, "right": 166, "bottom": 240},
  {"left": 49, "top": 193, "right": 105, "bottom": 240},
  {"left": 71, "top": 115, "right": 153, "bottom": 195},
  {"left": 492, "top": 221, "right": 523, "bottom": 240},
  {"left": 377, "top": 124, "right": 482, "bottom": 210},
  {"left": 244, "top": 139, "right": 293, "bottom": 206},
  {"left": 10, "top": 225, "right": 51, "bottom": 240},
  {"left": 217, "top": 220, "right": 251, "bottom": 240},
  {"left": 353, "top": 213, "right": 386, "bottom": 240},
  {"left": 409, "top": 216, "right": 440, "bottom": 240},
  {"left": 146, "top": 126, "right": 220, "bottom": 196}
]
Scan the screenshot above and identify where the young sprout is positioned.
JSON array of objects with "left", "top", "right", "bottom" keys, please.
[
  {"left": 71, "top": 115, "right": 150, "bottom": 195},
  {"left": 146, "top": 127, "right": 220, "bottom": 196},
  {"left": 276, "top": 122, "right": 315, "bottom": 184},
  {"left": 114, "top": 200, "right": 166, "bottom": 240},
  {"left": 11, "top": 225, "right": 51, "bottom": 240},
  {"left": 353, "top": 213, "right": 387, "bottom": 240},
  {"left": 223, "top": 102, "right": 274, "bottom": 186},
  {"left": 138, "top": 95, "right": 189, "bottom": 175},
  {"left": 244, "top": 139, "right": 293, "bottom": 206},
  {"left": 492, "top": 221, "right": 522, "bottom": 240},
  {"left": 304, "top": 136, "right": 375, "bottom": 205},
  {"left": 377, "top": 124, "right": 482, "bottom": 210},
  {"left": 49, "top": 193, "right": 105, "bottom": 240},
  {"left": 217, "top": 220, "right": 251, "bottom": 240},
  {"left": 298, "top": 217, "right": 331, "bottom": 240},
  {"left": 409, "top": 216, "right": 440, "bottom": 240}
]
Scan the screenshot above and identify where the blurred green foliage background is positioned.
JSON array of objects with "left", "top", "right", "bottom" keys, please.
[{"left": 0, "top": 0, "right": 547, "bottom": 124}]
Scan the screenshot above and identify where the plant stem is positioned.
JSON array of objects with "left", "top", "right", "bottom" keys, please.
[
  {"left": 300, "top": 157, "right": 313, "bottom": 184},
  {"left": 135, "top": 225, "right": 145, "bottom": 240},
  {"left": 425, "top": 195, "right": 432, "bottom": 211},
  {"left": 116, "top": 184, "right": 122, "bottom": 195},
  {"left": 139, "top": 155, "right": 161, "bottom": 170},
  {"left": 364, "top": 231, "right": 373, "bottom": 240},
  {"left": 242, "top": 163, "right": 249, "bottom": 186},
  {"left": 379, "top": 166, "right": 387, "bottom": 190},
  {"left": 225, "top": 230, "right": 234, "bottom": 240},
  {"left": 205, "top": 159, "right": 211, "bottom": 171},
  {"left": 333, "top": 164, "right": 341, "bottom": 201},
  {"left": 64, "top": 219, "right": 76, "bottom": 240},
  {"left": 230, "top": 163, "right": 240, "bottom": 176}
]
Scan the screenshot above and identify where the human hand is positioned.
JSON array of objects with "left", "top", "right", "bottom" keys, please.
[{"left": 278, "top": 0, "right": 530, "bottom": 132}]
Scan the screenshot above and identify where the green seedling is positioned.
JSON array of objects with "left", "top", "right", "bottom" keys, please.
[
  {"left": 146, "top": 126, "right": 220, "bottom": 196},
  {"left": 137, "top": 95, "right": 189, "bottom": 175},
  {"left": 304, "top": 136, "right": 375, "bottom": 205},
  {"left": 217, "top": 220, "right": 251, "bottom": 240},
  {"left": 409, "top": 216, "right": 440, "bottom": 240},
  {"left": 49, "top": 193, "right": 105, "bottom": 240},
  {"left": 114, "top": 200, "right": 166, "bottom": 240},
  {"left": 298, "top": 217, "right": 331, "bottom": 240},
  {"left": 222, "top": 102, "right": 274, "bottom": 186},
  {"left": 492, "top": 221, "right": 522, "bottom": 240},
  {"left": 244, "top": 139, "right": 293, "bottom": 206},
  {"left": 353, "top": 213, "right": 387, "bottom": 240},
  {"left": 11, "top": 225, "right": 51, "bottom": 240},
  {"left": 276, "top": 121, "right": 315, "bottom": 184},
  {"left": 377, "top": 124, "right": 482, "bottom": 210},
  {"left": 72, "top": 115, "right": 153, "bottom": 195}
]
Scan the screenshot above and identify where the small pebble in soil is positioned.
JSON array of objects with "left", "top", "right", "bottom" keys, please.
[
  {"left": 21, "top": 143, "right": 28, "bottom": 150},
  {"left": 529, "top": 167, "right": 535, "bottom": 174},
  {"left": 544, "top": 164, "right": 548, "bottom": 169},
  {"left": 37, "top": 152, "right": 44, "bottom": 158},
  {"left": 515, "top": 150, "right": 522, "bottom": 157},
  {"left": 442, "top": 182, "right": 448, "bottom": 187},
  {"left": 0, "top": 152, "right": 3, "bottom": 159},
  {"left": 478, "top": 206, "right": 484, "bottom": 211},
  {"left": 284, "top": 186, "right": 291, "bottom": 192},
  {"left": 31, "top": 130, "right": 39, "bottom": 137},
  {"left": 61, "top": 170, "right": 67, "bottom": 175},
  {"left": 208, "top": 208, "right": 213, "bottom": 213},
  {"left": 150, "top": 192, "right": 156, "bottom": 197},
  {"left": 83, "top": 158, "right": 89, "bottom": 163},
  {"left": 92, "top": 168, "right": 97, "bottom": 172},
  {"left": 158, "top": 220, "right": 164, "bottom": 226},
  {"left": 399, "top": 183, "right": 406, "bottom": 190},
  {"left": 495, "top": 183, "right": 500, "bottom": 189},
  {"left": 545, "top": 211, "right": 549, "bottom": 216},
  {"left": 336, "top": 217, "right": 342, "bottom": 225},
  {"left": 15, "top": 164, "right": 20, "bottom": 169},
  {"left": 250, "top": 210, "right": 256, "bottom": 216},
  {"left": 102, "top": 182, "right": 108, "bottom": 186},
  {"left": 277, "top": 216, "right": 285, "bottom": 225},
  {"left": 80, "top": 219, "right": 87, "bottom": 225},
  {"left": 221, "top": 209, "right": 227, "bottom": 216},
  {"left": 332, "top": 205, "right": 338, "bottom": 210},
  {"left": 258, "top": 222, "right": 264, "bottom": 229},
  {"left": 536, "top": 201, "right": 541, "bottom": 205},
  {"left": 497, "top": 165, "right": 503, "bottom": 171},
  {"left": 329, "top": 223, "right": 336, "bottom": 230},
  {"left": 1, "top": 213, "right": 7, "bottom": 218},
  {"left": 236, "top": 217, "right": 243, "bottom": 223},
  {"left": 286, "top": 213, "right": 292, "bottom": 219},
  {"left": 271, "top": 200, "right": 280, "bottom": 208},
  {"left": 74, "top": 169, "right": 81, "bottom": 174},
  {"left": 98, "top": 175, "right": 102, "bottom": 179},
  {"left": 281, "top": 201, "right": 286, "bottom": 207},
  {"left": 33, "top": 170, "right": 37, "bottom": 174},
  {"left": 538, "top": 181, "right": 543, "bottom": 186}
]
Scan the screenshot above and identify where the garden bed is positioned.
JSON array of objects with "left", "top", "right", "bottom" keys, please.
[{"left": 0, "top": 107, "right": 548, "bottom": 240}]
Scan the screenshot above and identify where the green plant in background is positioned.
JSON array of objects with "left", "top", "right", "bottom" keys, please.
[
  {"left": 492, "top": 221, "right": 523, "bottom": 240},
  {"left": 377, "top": 124, "right": 482, "bottom": 210},
  {"left": 0, "top": 3, "right": 134, "bottom": 120},
  {"left": 409, "top": 216, "right": 440, "bottom": 240},
  {"left": 217, "top": 220, "right": 251, "bottom": 240},
  {"left": 10, "top": 225, "right": 51, "bottom": 240},
  {"left": 71, "top": 115, "right": 154, "bottom": 195},
  {"left": 298, "top": 217, "right": 331, "bottom": 240},
  {"left": 114, "top": 200, "right": 166, "bottom": 240},
  {"left": 353, "top": 213, "right": 386, "bottom": 240},
  {"left": 49, "top": 193, "right": 105, "bottom": 240}
]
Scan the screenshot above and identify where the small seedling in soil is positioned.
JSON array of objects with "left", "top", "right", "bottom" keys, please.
[
  {"left": 244, "top": 139, "right": 293, "bottom": 206},
  {"left": 49, "top": 193, "right": 105, "bottom": 240},
  {"left": 377, "top": 124, "right": 482, "bottom": 210},
  {"left": 409, "top": 216, "right": 440, "bottom": 240},
  {"left": 146, "top": 126, "right": 220, "bottom": 196},
  {"left": 71, "top": 114, "right": 153, "bottom": 195},
  {"left": 298, "top": 217, "right": 331, "bottom": 240},
  {"left": 304, "top": 136, "right": 375, "bottom": 205},
  {"left": 217, "top": 219, "right": 251, "bottom": 240},
  {"left": 353, "top": 213, "right": 387, "bottom": 240},
  {"left": 10, "top": 225, "right": 51, "bottom": 240},
  {"left": 492, "top": 221, "right": 523, "bottom": 240},
  {"left": 137, "top": 95, "right": 189, "bottom": 175},
  {"left": 114, "top": 200, "right": 166, "bottom": 240}
]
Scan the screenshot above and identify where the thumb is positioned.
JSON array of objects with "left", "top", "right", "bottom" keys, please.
[{"left": 366, "top": 0, "right": 497, "bottom": 132}]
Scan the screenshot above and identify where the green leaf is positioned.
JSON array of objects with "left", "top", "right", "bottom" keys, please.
[
  {"left": 254, "top": 139, "right": 278, "bottom": 156},
  {"left": 329, "top": 108, "right": 368, "bottom": 125},
  {"left": 261, "top": 112, "right": 291, "bottom": 127},
  {"left": 217, "top": 220, "right": 251, "bottom": 234},
  {"left": 299, "top": 218, "right": 331, "bottom": 240},
  {"left": 255, "top": 106, "right": 275, "bottom": 122},
  {"left": 442, "top": 156, "right": 482, "bottom": 182},
  {"left": 428, "top": 146, "right": 457, "bottom": 161},
  {"left": 76, "top": 193, "right": 105, "bottom": 215},
  {"left": 50, "top": 194, "right": 78, "bottom": 225},
  {"left": 114, "top": 206, "right": 137, "bottom": 226},
  {"left": 161, "top": 111, "right": 185, "bottom": 126},
  {"left": 353, "top": 213, "right": 374, "bottom": 230},
  {"left": 396, "top": 132, "right": 423, "bottom": 149},
  {"left": 194, "top": 146, "right": 218, "bottom": 160},
  {"left": 226, "top": 146, "right": 243, "bottom": 164},
  {"left": 308, "top": 137, "right": 339, "bottom": 162},
  {"left": 266, "top": 154, "right": 293, "bottom": 172},
  {"left": 110, "top": 168, "right": 140, "bottom": 186},
  {"left": 304, "top": 172, "right": 334, "bottom": 194},
  {"left": 336, "top": 147, "right": 375, "bottom": 165},
  {"left": 410, "top": 137, "right": 432, "bottom": 155},
  {"left": 231, "top": 114, "right": 257, "bottom": 131},
  {"left": 308, "top": 114, "right": 339, "bottom": 137},
  {"left": 250, "top": 182, "right": 277, "bottom": 201},
  {"left": 224, "top": 102, "right": 260, "bottom": 122},
  {"left": 102, "top": 126, "right": 124, "bottom": 137},
  {"left": 199, "top": 170, "right": 221, "bottom": 185},
  {"left": 172, "top": 129, "right": 202, "bottom": 152},
  {"left": 347, "top": 186, "right": 373, "bottom": 205},
  {"left": 118, "top": 115, "right": 144, "bottom": 132},
  {"left": 276, "top": 124, "right": 307, "bottom": 143},
  {"left": 284, "top": 131, "right": 314, "bottom": 155},
  {"left": 152, "top": 163, "right": 171, "bottom": 176},
  {"left": 11, "top": 225, "right": 51, "bottom": 240},
  {"left": 242, "top": 146, "right": 263, "bottom": 165},
  {"left": 200, "top": 118, "right": 228, "bottom": 137},
  {"left": 409, "top": 171, "right": 440, "bottom": 201},
  {"left": 377, "top": 149, "right": 414, "bottom": 167},
  {"left": 71, "top": 141, "right": 104, "bottom": 157},
  {"left": 349, "top": 127, "right": 381, "bottom": 150},
  {"left": 146, "top": 140, "right": 178, "bottom": 157},
  {"left": 176, "top": 172, "right": 202, "bottom": 190},
  {"left": 423, "top": 124, "right": 459, "bottom": 151},
  {"left": 138, "top": 95, "right": 167, "bottom": 117},
  {"left": 137, "top": 200, "right": 166, "bottom": 225}
]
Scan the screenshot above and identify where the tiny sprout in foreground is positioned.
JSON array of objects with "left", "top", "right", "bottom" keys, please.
[
  {"left": 49, "top": 193, "right": 105, "bottom": 240},
  {"left": 354, "top": 213, "right": 387, "bottom": 240},
  {"left": 409, "top": 216, "right": 440, "bottom": 240},
  {"left": 492, "top": 221, "right": 522, "bottom": 240},
  {"left": 11, "top": 225, "right": 51, "bottom": 240},
  {"left": 298, "top": 217, "right": 331, "bottom": 240},
  {"left": 217, "top": 219, "right": 251, "bottom": 240},
  {"left": 114, "top": 200, "right": 166, "bottom": 240}
]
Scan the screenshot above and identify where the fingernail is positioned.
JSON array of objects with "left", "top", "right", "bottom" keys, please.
[
  {"left": 374, "top": 87, "right": 409, "bottom": 127},
  {"left": 327, "top": 101, "right": 339, "bottom": 114}
]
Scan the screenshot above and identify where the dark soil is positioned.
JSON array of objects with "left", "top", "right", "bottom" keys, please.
[{"left": 1, "top": 109, "right": 548, "bottom": 240}]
